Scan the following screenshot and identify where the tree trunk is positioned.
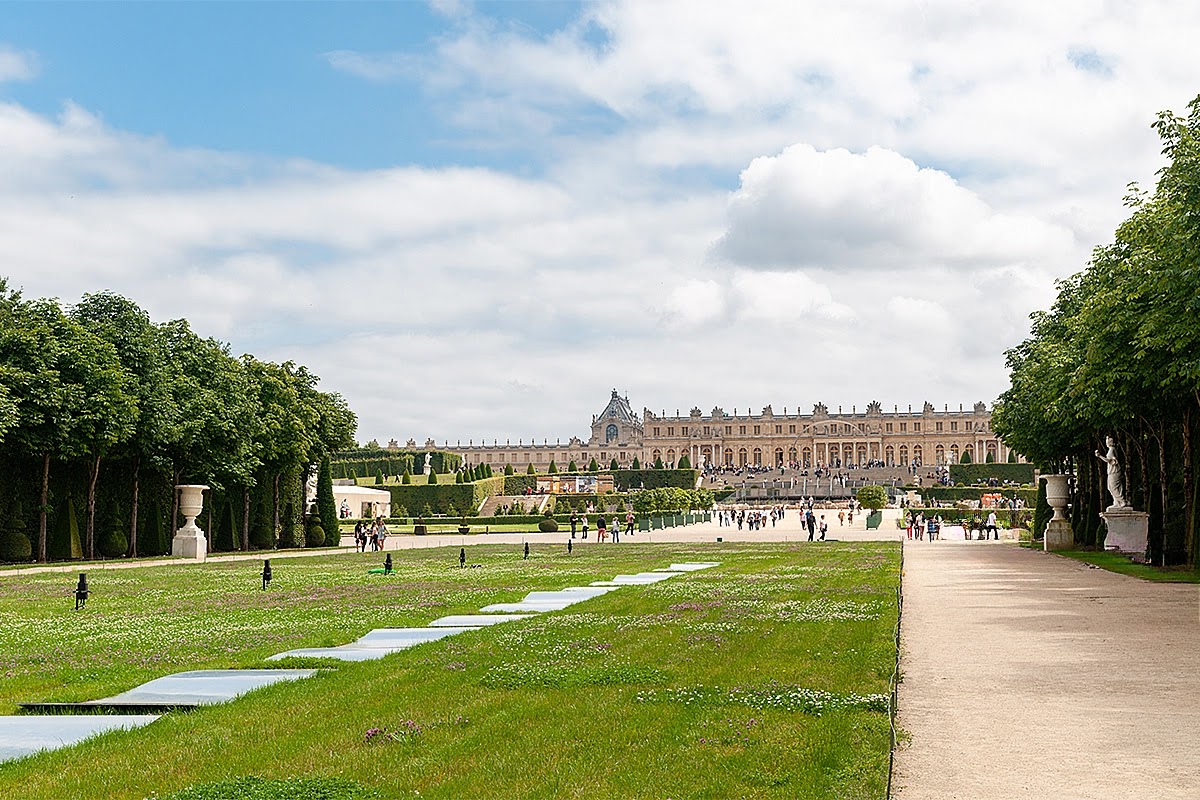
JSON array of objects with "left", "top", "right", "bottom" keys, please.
[
  {"left": 1157, "top": 420, "right": 1169, "bottom": 566},
  {"left": 37, "top": 453, "right": 50, "bottom": 563},
  {"left": 1184, "top": 399, "right": 1196, "bottom": 566},
  {"left": 171, "top": 469, "right": 182, "bottom": 538},
  {"left": 242, "top": 486, "right": 251, "bottom": 551},
  {"left": 128, "top": 456, "right": 141, "bottom": 558},
  {"left": 207, "top": 505, "right": 213, "bottom": 547},
  {"left": 86, "top": 453, "right": 101, "bottom": 561},
  {"left": 272, "top": 473, "right": 280, "bottom": 542}
]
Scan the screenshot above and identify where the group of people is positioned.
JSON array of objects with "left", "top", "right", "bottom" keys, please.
[
  {"left": 353, "top": 517, "right": 390, "bottom": 551},
  {"left": 568, "top": 511, "right": 635, "bottom": 542},
  {"left": 905, "top": 510, "right": 1000, "bottom": 540}
]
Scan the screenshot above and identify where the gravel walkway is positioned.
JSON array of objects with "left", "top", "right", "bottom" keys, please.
[{"left": 893, "top": 541, "right": 1200, "bottom": 799}]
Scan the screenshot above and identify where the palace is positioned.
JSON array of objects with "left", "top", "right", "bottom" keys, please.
[{"left": 403, "top": 390, "right": 1012, "bottom": 471}]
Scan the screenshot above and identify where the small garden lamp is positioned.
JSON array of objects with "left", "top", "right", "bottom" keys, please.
[
  {"left": 523, "top": 542, "right": 529, "bottom": 560},
  {"left": 567, "top": 539, "right": 573, "bottom": 554},
  {"left": 459, "top": 547, "right": 466, "bottom": 569},
  {"left": 262, "top": 559, "right": 272, "bottom": 590},
  {"left": 74, "top": 573, "right": 89, "bottom": 610},
  {"left": 384, "top": 554, "right": 393, "bottom": 575}
]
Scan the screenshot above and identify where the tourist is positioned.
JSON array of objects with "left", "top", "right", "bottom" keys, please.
[
  {"left": 340, "top": 499, "right": 351, "bottom": 519},
  {"left": 354, "top": 521, "right": 366, "bottom": 552},
  {"left": 581, "top": 515, "right": 589, "bottom": 539},
  {"left": 986, "top": 510, "right": 998, "bottom": 540},
  {"left": 597, "top": 515, "right": 607, "bottom": 542},
  {"left": 570, "top": 512, "right": 578, "bottom": 539},
  {"left": 625, "top": 510, "right": 634, "bottom": 537},
  {"left": 838, "top": 510, "right": 845, "bottom": 526},
  {"left": 819, "top": 515, "right": 828, "bottom": 541}
]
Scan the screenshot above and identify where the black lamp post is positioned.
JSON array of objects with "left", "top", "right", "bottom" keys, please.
[
  {"left": 261, "top": 559, "right": 272, "bottom": 590},
  {"left": 384, "top": 553, "right": 393, "bottom": 575},
  {"left": 567, "top": 539, "right": 572, "bottom": 554},
  {"left": 459, "top": 547, "right": 466, "bottom": 569},
  {"left": 523, "top": 542, "right": 529, "bottom": 560},
  {"left": 74, "top": 573, "right": 89, "bottom": 610}
]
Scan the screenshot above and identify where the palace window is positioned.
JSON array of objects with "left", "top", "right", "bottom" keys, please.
[
  {"left": 740, "top": 425, "right": 746, "bottom": 435},
  {"left": 667, "top": 426, "right": 674, "bottom": 436},
  {"left": 653, "top": 427, "right": 660, "bottom": 436},
  {"left": 900, "top": 422, "right": 907, "bottom": 432},
  {"left": 789, "top": 424, "right": 796, "bottom": 433},
  {"left": 725, "top": 426, "right": 732, "bottom": 435},
  {"left": 886, "top": 423, "right": 893, "bottom": 432},
  {"left": 753, "top": 425, "right": 760, "bottom": 434},
  {"left": 950, "top": 421, "right": 958, "bottom": 431},
  {"left": 703, "top": 426, "right": 710, "bottom": 436},
  {"left": 936, "top": 421, "right": 943, "bottom": 431},
  {"left": 775, "top": 425, "right": 782, "bottom": 433},
  {"left": 914, "top": 422, "right": 921, "bottom": 432},
  {"left": 681, "top": 426, "right": 688, "bottom": 435}
]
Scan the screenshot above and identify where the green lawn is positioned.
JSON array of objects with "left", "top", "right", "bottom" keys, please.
[
  {"left": 0, "top": 542, "right": 899, "bottom": 799},
  {"left": 1054, "top": 548, "right": 1200, "bottom": 583}
]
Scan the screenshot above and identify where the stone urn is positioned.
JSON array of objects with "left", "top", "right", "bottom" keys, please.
[
  {"left": 1042, "top": 475, "right": 1072, "bottom": 551},
  {"left": 172, "top": 484, "right": 210, "bottom": 561},
  {"left": 1043, "top": 475, "right": 1070, "bottom": 521}
]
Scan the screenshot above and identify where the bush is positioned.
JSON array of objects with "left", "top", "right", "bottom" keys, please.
[
  {"left": 587, "top": 458, "right": 599, "bottom": 472},
  {"left": 427, "top": 470, "right": 438, "bottom": 485},
  {"left": 631, "top": 457, "right": 641, "bottom": 469},
  {"left": 612, "top": 469, "right": 699, "bottom": 491},
  {"left": 504, "top": 464, "right": 515, "bottom": 476},
  {"left": 98, "top": 527, "right": 129, "bottom": 558},
  {"left": 402, "top": 470, "right": 412, "bottom": 484},
  {"left": 526, "top": 463, "right": 536, "bottom": 474},
  {"left": 538, "top": 518, "right": 559, "bottom": 532},
  {"left": 548, "top": 460, "right": 558, "bottom": 473},
  {"left": 856, "top": 485, "right": 888, "bottom": 511},
  {"left": 304, "top": 517, "right": 326, "bottom": 547},
  {"left": 317, "top": 456, "right": 339, "bottom": 546},
  {"left": 568, "top": 460, "right": 578, "bottom": 471},
  {"left": 960, "top": 450, "right": 973, "bottom": 463},
  {"left": 502, "top": 475, "right": 536, "bottom": 495},
  {"left": 678, "top": 454, "right": 691, "bottom": 469},
  {"left": 0, "top": 529, "right": 31, "bottom": 562}
]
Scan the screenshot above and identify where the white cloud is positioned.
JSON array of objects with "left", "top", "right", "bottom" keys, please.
[
  {"left": 714, "top": 144, "right": 1078, "bottom": 271},
  {"left": 0, "top": 46, "right": 36, "bottom": 82},
  {"left": 323, "top": 50, "right": 417, "bottom": 82}
]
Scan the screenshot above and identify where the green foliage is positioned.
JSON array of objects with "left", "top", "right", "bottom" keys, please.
[
  {"left": 304, "top": 515, "right": 326, "bottom": 547},
  {"left": 919, "top": 486, "right": 1037, "bottom": 506},
  {"left": 677, "top": 454, "right": 691, "bottom": 469},
  {"left": 526, "top": 463, "right": 536, "bottom": 474},
  {"left": 1008, "top": 450, "right": 1018, "bottom": 463},
  {"left": 49, "top": 496, "right": 82, "bottom": 561},
  {"left": 382, "top": 475, "right": 504, "bottom": 516},
  {"left": 631, "top": 487, "right": 714, "bottom": 513},
  {"left": 568, "top": 460, "right": 578, "bottom": 472},
  {"left": 959, "top": 450, "right": 972, "bottom": 463},
  {"left": 427, "top": 470, "right": 438, "bottom": 485},
  {"left": 1032, "top": 477, "right": 1050, "bottom": 540},
  {"left": 548, "top": 460, "right": 558, "bottom": 473},
  {"left": 402, "top": 470, "right": 412, "bottom": 484},
  {"left": 455, "top": 471, "right": 464, "bottom": 484},
  {"left": 98, "top": 526, "right": 129, "bottom": 558},
  {"left": 985, "top": 452, "right": 995, "bottom": 463},
  {"left": 855, "top": 485, "right": 889, "bottom": 511},
  {"left": 0, "top": 529, "right": 31, "bottom": 561},
  {"left": 504, "top": 464, "right": 515, "bottom": 476},
  {"left": 215, "top": 500, "right": 238, "bottom": 552},
  {"left": 631, "top": 457, "right": 641, "bottom": 469},
  {"left": 949, "top": 463, "right": 1035, "bottom": 485},
  {"left": 653, "top": 455, "right": 664, "bottom": 469},
  {"left": 587, "top": 457, "right": 599, "bottom": 472},
  {"left": 610, "top": 458, "right": 619, "bottom": 470},
  {"left": 538, "top": 518, "right": 559, "bottom": 532},
  {"left": 317, "top": 456, "right": 338, "bottom": 546},
  {"left": 612, "top": 469, "right": 699, "bottom": 491},
  {"left": 502, "top": 475, "right": 536, "bottom": 495}
]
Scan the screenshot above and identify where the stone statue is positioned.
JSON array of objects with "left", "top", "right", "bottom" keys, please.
[{"left": 1095, "top": 435, "right": 1129, "bottom": 510}]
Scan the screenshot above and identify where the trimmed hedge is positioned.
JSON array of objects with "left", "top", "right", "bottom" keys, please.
[
  {"left": 948, "top": 463, "right": 1035, "bottom": 485},
  {"left": 917, "top": 486, "right": 1037, "bottom": 507},
  {"left": 612, "top": 469, "right": 700, "bottom": 491},
  {"left": 380, "top": 476, "right": 505, "bottom": 516},
  {"left": 331, "top": 450, "right": 462, "bottom": 481},
  {"left": 903, "top": 507, "right": 1033, "bottom": 529},
  {"left": 502, "top": 475, "right": 537, "bottom": 495}
]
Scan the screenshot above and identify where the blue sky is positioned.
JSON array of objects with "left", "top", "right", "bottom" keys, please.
[{"left": 1, "top": 1, "right": 1197, "bottom": 444}]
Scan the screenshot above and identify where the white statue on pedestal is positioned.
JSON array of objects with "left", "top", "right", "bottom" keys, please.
[{"left": 1095, "top": 435, "right": 1129, "bottom": 511}]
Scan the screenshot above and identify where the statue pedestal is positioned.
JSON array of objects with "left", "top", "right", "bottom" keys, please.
[
  {"left": 1044, "top": 519, "right": 1073, "bottom": 551},
  {"left": 1102, "top": 508, "right": 1148, "bottom": 559}
]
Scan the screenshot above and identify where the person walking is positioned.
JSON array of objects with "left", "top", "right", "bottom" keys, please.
[
  {"left": 819, "top": 515, "right": 828, "bottom": 541},
  {"left": 570, "top": 512, "right": 578, "bottom": 539},
  {"left": 625, "top": 510, "right": 634, "bottom": 537},
  {"left": 597, "top": 515, "right": 607, "bottom": 542},
  {"left": 986, "top": 510, "right": 998, "bottom": 540},
  {"left": 581, "top": 515, "right": 589, "bottom": 540}
]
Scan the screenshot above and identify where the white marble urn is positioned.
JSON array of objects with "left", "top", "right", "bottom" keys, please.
[
  {"left": 172, "top": 484, "right": 210, "bottom": 561},
  {"left": 1043, "top": 474, "right": 1070, "bottom": 521}
]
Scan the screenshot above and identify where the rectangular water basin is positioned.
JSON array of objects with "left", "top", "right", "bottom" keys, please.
[{"left": 0, "top": 715, "right": 159, "bottom": 763}]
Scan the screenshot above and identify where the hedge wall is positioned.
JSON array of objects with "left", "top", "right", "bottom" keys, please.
[
  {"left": 381, "top": 476, "right": 504, "bottom": 517},
  {"left": 612, "top": 469, "right": 700, "bottom": 491},
  {"left": 332, "top": 450, "right": 462, "bottom": 481},
  {"left": 948, "top": 463, "right": 1035, "bottom": 485},
  {"left": 902, "top": 507, "right": 1033, "bottom": 529},
  {"left": 917, "top": 486, "right": 1037, "bottom": 506},
  {"left": 502, "top": 474, "right": 537, "bottom": 495}
]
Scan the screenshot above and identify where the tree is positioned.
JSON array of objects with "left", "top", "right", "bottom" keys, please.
[
  {"left": 428, "top": 469, "right": 438, "bottom": 485},
  {"left": 504, "top": 464, "right": 515, "bottom": 476},
  {"left": 587, "top": 457, "right": 599, "bottom": 472},
  {"left": 654, "top": 455, "right": 665, "bottom": 469},
  {"left": 678, "top": 454, "right": 691, "bottom": 469},
  {"left": 316, "top": 456, "right": 338, "bottom": 545},
  {"left": 856, "top": 485, "right": 888, "bottom": 511},
  {"left": 548, "top": 460, "right": 558, "bottom": 473},
  {"left": 402, "top": 470, "right": 412, "bottom": 484},
  {"left": 526, "top": 463, "right": 536, "bottom": 474},
  {"left": 568, "top": 460, "right": 578, "bottom": 472},
  {"left": 631, "top": 457, "right": 641, "bottom": 470},
  {"left": 960, "top": 450, "right": 972, "bottom": 464},
  {"left": 610, "top": 458, "right": 619, "bottom": 471}
]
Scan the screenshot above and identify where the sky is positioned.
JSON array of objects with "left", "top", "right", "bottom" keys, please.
[{"left": 2, "top": 0, "right": 1198, "bottom": 447}]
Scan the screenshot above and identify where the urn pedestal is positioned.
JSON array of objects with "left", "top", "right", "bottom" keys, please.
[
  {"left": 1042, "top": 475, "right": 1073, "bottom": 551},
  {"left": 172, "top": 484, "right": 210, "bottom": 561}
]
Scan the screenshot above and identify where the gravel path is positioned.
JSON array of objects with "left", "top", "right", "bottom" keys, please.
[{"left": 893, "top": 541, "right": 1200, "bottom": 799}]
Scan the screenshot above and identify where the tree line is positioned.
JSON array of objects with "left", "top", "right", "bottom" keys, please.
[
  {"left": 0, "top": 282, "right": 356, "bottom": 562},
  {"left": 992, "top": 95, "right": 1200, "bottom": 567}
]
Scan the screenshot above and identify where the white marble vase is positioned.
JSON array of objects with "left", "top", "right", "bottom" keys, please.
[
  {"left": 1042, "top": 474, "right": 1073, "bottom": 551},
  {"left": 172, "top": 484, "right": 210, "bottom": 561}
]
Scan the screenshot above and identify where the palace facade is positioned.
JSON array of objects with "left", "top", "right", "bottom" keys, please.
[{"left": 402, "top": 390, "right": 1013, "bottom": 471}]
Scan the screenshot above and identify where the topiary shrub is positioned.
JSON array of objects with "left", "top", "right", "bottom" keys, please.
[
  {"left": 305, "top": 516, "right": 326, "bottom": 547},
  {"left": 526, "top": 463, "right": 536, "bottom": 474},
  {"left": 427, "top": 470, "right": 438, "bottom": 485},
  {"left": 538, "top": 518, "right": 559, "bottom": 532},
  {"left": 855, "top": 485, "right": 889, "bottom": 511},
  {"left": 631, "top": 457, "right": 641, "bottom": 469},
  {"left": 402, "top": 470, "right": 412, "bottom": 485},
  {"left": 504, "top": 464, "right": 515, "bottom": 476},
  {"left": 0, "top": 529, "right": 32, "bottom": 562},
  {"left": 568, "top": 460, "right": 578, "bottom": 472},
  {"left": 98, "top": 527, "right": 129, "bottom": 558},
  {"left": 587, "top": 458, "right": 599, "bottom": 472},
  {"left": 548, "top": 460, "right": 558, "bottom": 473},
  {"left": 677, "top": 454, "right": 691, "bottom": 469}
]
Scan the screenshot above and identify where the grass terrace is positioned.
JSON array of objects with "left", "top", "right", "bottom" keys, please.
[{"left": 0, "top": 542, "right": 900, "bottom": 799}]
